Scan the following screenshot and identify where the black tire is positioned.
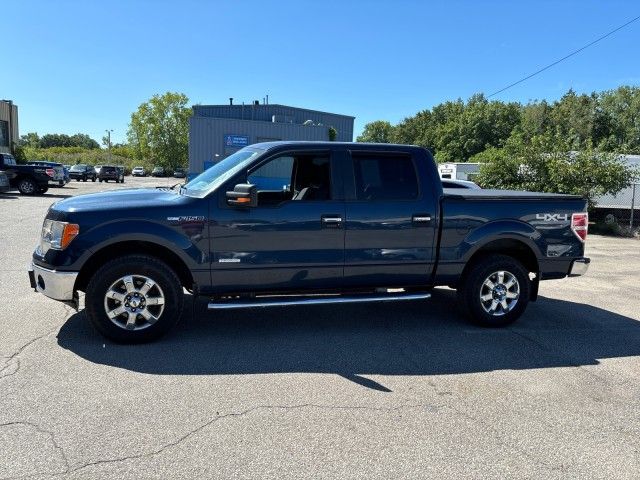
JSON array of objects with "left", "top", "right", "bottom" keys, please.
[
  {"left": 91, "top": 177, "right": 96, "bottom": 182},
  {"left": 85, "top": 255, "right": 184, "bottom": 343},
  {"left": 38, "top": 186, "right": 49, "bottom": 194},
  {"left": 457, "top": 254, "right": 530, "bottom": 327},
  {"left": 76, "top": 178, "right": 80, "bottom": 182},
  {"left": 83, "top": 176, "right": 87, "bottom": 182},
  {"left": 18, "top": 177, "right": 38, "bottom": 195}
]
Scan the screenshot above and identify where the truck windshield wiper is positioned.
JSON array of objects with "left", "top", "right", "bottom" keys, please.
[{"left": 156, "top": 183, "right": 182, "bottom": 192}]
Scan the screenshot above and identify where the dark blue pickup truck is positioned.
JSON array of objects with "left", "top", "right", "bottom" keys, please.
[{"left": 29, "top": 142, "right": 590, "bottom": 342}]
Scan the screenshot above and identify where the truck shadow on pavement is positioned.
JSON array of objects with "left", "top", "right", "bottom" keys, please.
[{"left": 57, "top": 289, "right": 640, "bottom": 391}]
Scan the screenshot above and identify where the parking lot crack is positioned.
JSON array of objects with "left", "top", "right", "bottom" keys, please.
[
  {"left": 0, "top": 421, "right": 70, "bottom": 480},
  {"left": 0, "top": 329, "right": 55, "bottom": 382},
  {"left": 0, "top": 306, "right": 73, "bottom": 382},
  {"left": 66, "top": 403, "right": 442, "bottom": 474}
]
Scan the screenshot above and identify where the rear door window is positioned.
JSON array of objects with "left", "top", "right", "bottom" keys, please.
[{"left": 352, "top": 154, "right": 419, "bottom": 201}]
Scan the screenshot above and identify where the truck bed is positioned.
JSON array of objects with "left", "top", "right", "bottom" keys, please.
[{"left": 443, "top": 189, "right": 583, "bottom": 200}]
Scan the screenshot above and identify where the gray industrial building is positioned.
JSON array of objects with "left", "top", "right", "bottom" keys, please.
[
  {"left": 0, "top": 100, "right": 19, "bottom": 155},
  {"left": 188, "top": 101, "right": 354, "bottom": 174}
]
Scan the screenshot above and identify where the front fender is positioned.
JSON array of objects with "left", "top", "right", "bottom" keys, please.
[{"left": 36, "top": 219, "right": 208, "bottom": 272}]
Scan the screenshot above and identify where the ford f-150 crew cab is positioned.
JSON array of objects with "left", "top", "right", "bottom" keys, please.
[
  {"left": 28, "top": 142, "right": 590, "bottom": 342},
  {"left": 0, "top": 153, "right": 59, "bottom": 194}
]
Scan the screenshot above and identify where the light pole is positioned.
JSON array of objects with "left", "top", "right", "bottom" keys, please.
[{"left": 105, "top": 129, "right": 113, "bottom": 163}]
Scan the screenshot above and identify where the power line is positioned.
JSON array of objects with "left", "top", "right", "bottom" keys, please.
[{"left": 487, "top": 14, "right": 640, "bottom": 98}]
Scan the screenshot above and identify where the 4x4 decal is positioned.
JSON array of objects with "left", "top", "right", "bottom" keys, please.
[{"left": 536, "top": 213, "right": 569, "bottom": 222}]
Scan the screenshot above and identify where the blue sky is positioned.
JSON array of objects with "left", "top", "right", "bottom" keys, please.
[{"left": 3, "top": 0, "right": 639, "bottom": 144}]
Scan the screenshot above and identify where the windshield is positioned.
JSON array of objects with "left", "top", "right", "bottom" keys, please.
[
  {"left": 70, "top": 165, "right": 86, "bottom": 171},
  {"left": 182, "top": 148, "right": 262, "bottom": 198}
]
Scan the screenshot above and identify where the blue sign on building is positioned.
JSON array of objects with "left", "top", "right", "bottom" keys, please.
[{"left": 224, "top": 134, "right": 249, "bottom": 147}]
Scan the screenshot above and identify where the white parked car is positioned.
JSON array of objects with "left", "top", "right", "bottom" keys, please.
[
  {"left": 441, "top": 179, "right": 481, "bottom": 189},
  {"left": 132, "top": 166, "right": 146, "bottom": 177}
]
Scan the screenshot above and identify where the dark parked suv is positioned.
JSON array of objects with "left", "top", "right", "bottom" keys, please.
[
  {"left": 98, "top": 165, "right": 122, "bottom": 183},
  {"left": 151, "top": 166, "right": 166, "bottom": 177},
  {"left": 69, "top": 164, "right": 97, "bottom": 182}
]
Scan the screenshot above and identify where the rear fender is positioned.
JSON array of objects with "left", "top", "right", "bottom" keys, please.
[{"left": 460, "top": 219, "right": 545, "bottom": 264}]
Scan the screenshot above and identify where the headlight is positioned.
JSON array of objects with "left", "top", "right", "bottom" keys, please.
[{"left": 39, "top": 220, "right": 79, "bottom": 255}]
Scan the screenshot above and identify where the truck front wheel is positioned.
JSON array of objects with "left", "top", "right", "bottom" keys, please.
[
  {"left": 85, "top": 255, "right": 184, "bottom": 343},
  {"left": 458, "top": 254, "right": 530, "bottom": 327}
]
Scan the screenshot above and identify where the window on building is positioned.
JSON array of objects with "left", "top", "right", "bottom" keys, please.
[
  {"left": 352, "top": 154, "right": 419, "bottom": 201},
  {"left": 0, "top": 121, "right": 9, "bottom": 147}
]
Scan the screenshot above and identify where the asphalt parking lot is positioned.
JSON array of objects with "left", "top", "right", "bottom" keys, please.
[{"left": 1, "top": 178, "right": 639, "bottom": 479}]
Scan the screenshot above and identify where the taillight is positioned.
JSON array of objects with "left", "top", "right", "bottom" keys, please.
[
  {"left": 571, "top": 213, "right": 588, "bottom": 242},
  {"left": 45, "top": 168, "right": 55, "bottom": 177}
]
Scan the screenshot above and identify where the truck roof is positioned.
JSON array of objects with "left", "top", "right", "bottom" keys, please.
[{"left": 250, "top": 141, "right": 425, "bottom": 152}]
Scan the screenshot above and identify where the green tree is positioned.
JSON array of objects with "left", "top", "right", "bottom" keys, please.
[
  {"left": 475, "top": 133, "right": 637, "bottom": 209},
  {"left": 36, "top": 133, "right": 100, "bottom": 149},
  {"left": 598, "top": 86, "right": 640, "bottom": 152},
  {"left": 69, "top": 133, "right": 100, "bottom": 149},
  {"left": 19, "top": 132, "right": 40, "bottom": 148},
  {"left": 328, "top": 126, "right": 337, "bottom": 141},
  {"left": 127, "top": 92, "right": 191, "bottom": 170},
  {"left": 390, "top": 95, "right": 520, "bottom": 161},
  {"left": 357, "top": 120, "right": 395, "bottom": 143}
]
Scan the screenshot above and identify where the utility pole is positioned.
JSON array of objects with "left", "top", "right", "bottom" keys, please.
[
  {"left": 630, "top": 183, "right": 637, "bottom": 229},
  {"left": 105, "top": 129, "right": 113, "bottom": 163}
]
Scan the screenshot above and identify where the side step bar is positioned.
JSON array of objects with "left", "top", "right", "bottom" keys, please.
[{"left": 208, "top": 292, "right": 431, "bottom": 310}]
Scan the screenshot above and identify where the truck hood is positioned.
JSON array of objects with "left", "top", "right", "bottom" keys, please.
[{"left": 51, "top": 188, "right": 184, "bottom": 213}]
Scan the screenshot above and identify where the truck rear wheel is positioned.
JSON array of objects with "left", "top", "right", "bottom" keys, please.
[
  {"left": 458, "top": 254, "right": 530, "bottom": 327},
  {"left": 18, "top": 178, "right": 37, "bottom": 195},
  {"left": 85, "top": 255, "right": 184, "bottom": 343}
]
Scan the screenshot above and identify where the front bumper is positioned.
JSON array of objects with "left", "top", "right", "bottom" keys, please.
[
  {"left": 28, "top": 262, "right": 78, "bottom": 301},
  {"left": 568, "top": 257, "right": 590, "bottom": 277}
]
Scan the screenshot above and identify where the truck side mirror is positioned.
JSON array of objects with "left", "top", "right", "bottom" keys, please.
[{"left": 226, "top": 183, "right": 257, "bottom": 207}]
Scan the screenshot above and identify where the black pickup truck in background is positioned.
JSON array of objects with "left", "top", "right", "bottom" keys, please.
[
  {"left": 0, "top": 153, "right": 57, "bottom": 194},
  {"left": 29, "top": 142, "right": 590, "bottom": 343}
]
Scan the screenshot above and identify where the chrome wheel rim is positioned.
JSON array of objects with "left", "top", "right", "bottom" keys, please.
[
  {"left": 479, "top": 270, "right": 520, "bottom": 316},
  {"left": 103, "top": 275, "right": 165, "bottom": 331},
  {"left": 21, "top": 180, "right": 35, "bottom": 193}
]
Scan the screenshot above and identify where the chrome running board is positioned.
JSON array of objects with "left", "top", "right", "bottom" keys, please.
[{"left": 208, "top": 292, "right": 431, "bottom": 310}]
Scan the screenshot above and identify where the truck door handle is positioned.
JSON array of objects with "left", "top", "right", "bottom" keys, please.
[
  {"left": 412, "top": 214, "right": 432, "bottom": 225},
  {"left": 321, "top": 215, "right": 343, "bottom": 228}
]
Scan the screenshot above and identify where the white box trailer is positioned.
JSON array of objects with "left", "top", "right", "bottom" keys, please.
[
  {"left": 594, "top": 155, "right": 640, "bottom": 210},
  {"left": 438, "top": 163, "right": 480, "bottom": 181}
]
